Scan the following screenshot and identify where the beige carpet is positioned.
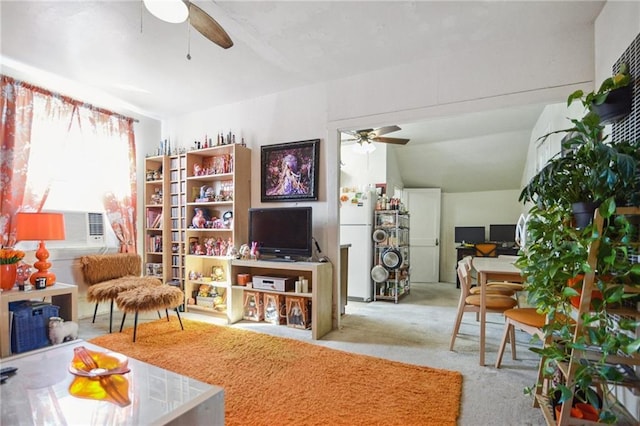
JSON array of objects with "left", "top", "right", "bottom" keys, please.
[{"left": 89, "top": 318, "right": 462, "bottom": 426}]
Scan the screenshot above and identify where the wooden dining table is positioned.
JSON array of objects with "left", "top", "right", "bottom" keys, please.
[{"left": 472, "top": 256, "right": 523, "bottom": 366}]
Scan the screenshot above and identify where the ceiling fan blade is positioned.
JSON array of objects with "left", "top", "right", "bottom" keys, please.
[
  {"left": 189, "top": 3, "right": 233, "bottom": 49},
  {"left": 372, "top": 136, "right": 410, "bottom": 145},
  {"left": 341, "top": 138, "right": 359, "bottom": 143},
  {"left": 372, "top": 125, "right": 401, "bottom": 137}
]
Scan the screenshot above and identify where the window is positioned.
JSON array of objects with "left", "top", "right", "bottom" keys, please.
[{"left": 1, "top": 75, "right": 137, "bottom": 251}]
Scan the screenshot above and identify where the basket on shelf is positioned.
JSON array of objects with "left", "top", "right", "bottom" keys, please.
[{"left": 10, "top": 301, "right": 59, "bottom": 354}]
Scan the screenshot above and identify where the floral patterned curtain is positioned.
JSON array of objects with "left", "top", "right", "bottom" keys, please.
[
  {"left": 77, "top": 109, "right": 138, "bottom": 253},
  {"left": 0, "top": 75, "right": 137, "bottom": 251},
  {"left": 1, "top": 76, "right": 35, "bottom": 246}
]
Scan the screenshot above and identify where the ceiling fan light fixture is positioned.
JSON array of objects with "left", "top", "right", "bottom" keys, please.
[
  {"left": 144, "top": 0, "right": 189, "bottom": 24},
  {"left": 352, "top": 141, "right": 376, "bottom": 154},
  {"left": 365, "top": 141, "right": 376, "bottom": 153}
]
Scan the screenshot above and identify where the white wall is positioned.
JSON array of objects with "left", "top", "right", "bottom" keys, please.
[
  {"left": 340, "top": 143, "right": 388, "bottom": 191},
  {"left": 519, "top": 101, "right": 584, "bottom": 213},
  {"left": 440, "top": 190, "right": 522, "bottom": 283},
  {"left": 339, "top": 143, "right": 403, "bottom": 198},
  {"left": 158, "top": 83, "right": 331, "bottom": 251},
  {"left": 594, "top": 2, "right": 640, "bottom": 420},
  {"left": 385, "top": 146, "right": 404, "bottom": 196},
  {"left": 146, "top": 18, "right": 597, "bottom": 312},
  {"left": 325, "top": 28, "right": 595, "bottom": 124},
  {"left": 595, "top": 2, "right": 640, "bottom": 85}
]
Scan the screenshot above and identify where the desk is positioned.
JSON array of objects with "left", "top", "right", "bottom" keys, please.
[
  {"left": 0, "top": 340, "right": 224, "bottom": 425},
  {"left": 1, "top": 282, "right": 78, "bottom": 358},
  {"left": 472, "top": 257, "right": 523, "bottom": 366}
]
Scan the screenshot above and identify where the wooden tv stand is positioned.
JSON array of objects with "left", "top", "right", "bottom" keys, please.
[{"left": 229, "top": 259, "right": 333, "bottom": 340}]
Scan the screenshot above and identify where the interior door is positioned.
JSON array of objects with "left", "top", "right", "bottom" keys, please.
[{"left": 405, "top": 188, "right": 441, "bottom": 283}]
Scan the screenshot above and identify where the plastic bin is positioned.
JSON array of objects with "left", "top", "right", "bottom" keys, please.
[{"left": 10, "top": 302, "right": 59, "bottom": 354}]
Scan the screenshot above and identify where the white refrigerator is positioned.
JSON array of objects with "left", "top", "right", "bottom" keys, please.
[{"left": 340, "top": 190, "right": 376, "bottom": 302}]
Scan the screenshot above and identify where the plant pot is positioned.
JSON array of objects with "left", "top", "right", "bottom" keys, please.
[
  {"left": 0, "top": 264, "right": 17, "bottom": 291},
  {"left": 572, "top": 201, "right": 598, "bottom": 229},
  {"left": 555, "top": 403, "right": 599, "bottom": 422},
  {"left": 592, "top": 85, "right": 632, "bottom": 125},
  {"left": 567, "top": 274, "right": 603, "bottom": 309}
]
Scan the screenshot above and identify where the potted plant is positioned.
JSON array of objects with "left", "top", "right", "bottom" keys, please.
[
  {"left": 517, "top": 66, "right": 640, "bottom": 423},
  {"left": 520, "top": 63, "right": 639, "bottom": 227},
  {"left": 577, "top": 61, "right": 632, "bottom": 125},
  {"left": 519, "top": 199, "right": 640, "bottom": 424}
]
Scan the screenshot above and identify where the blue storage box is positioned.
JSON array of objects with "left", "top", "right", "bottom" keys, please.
[{"left": 10, "top": 302, "right": 59, "bottom": 354}]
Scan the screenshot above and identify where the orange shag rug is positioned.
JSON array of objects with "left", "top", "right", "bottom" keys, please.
[{"left": 89, "top": 318, "right": 462, "bottom": 426}]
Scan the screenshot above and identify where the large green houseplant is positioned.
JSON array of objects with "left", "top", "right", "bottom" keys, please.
[
  {"left": 519, "top": 62, "right": 639, "bottom": 224},
  {"left": 517, "top": 65, "right": 640, "bottom": 423}
]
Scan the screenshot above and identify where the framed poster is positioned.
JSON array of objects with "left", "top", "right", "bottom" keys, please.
[{"left": 261, "top": 139, "right": 320, "bottom": 202}]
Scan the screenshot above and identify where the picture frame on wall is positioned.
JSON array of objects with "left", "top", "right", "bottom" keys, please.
[{"left": 261, "top": 139, "right": 320, "bottom": 202}]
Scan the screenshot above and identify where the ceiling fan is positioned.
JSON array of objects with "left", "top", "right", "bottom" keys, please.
[
  {"left": 143, "top": 0, "right": 233, "bottom": 49},
  {"left": 342, "top": 125, "right": 410, "bottom": 153}
]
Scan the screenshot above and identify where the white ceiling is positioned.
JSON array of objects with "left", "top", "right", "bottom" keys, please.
[{"left": 0, "top": 0, "right": 605, "bottom": 193}]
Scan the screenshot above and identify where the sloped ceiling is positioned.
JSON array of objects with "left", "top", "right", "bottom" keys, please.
[{"left": 0, "top": 1, "right": 604, "bottom": 192}]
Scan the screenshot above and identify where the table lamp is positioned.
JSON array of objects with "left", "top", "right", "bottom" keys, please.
[{"left": 15, "top": 212, "right": 66, "bottom": 286}]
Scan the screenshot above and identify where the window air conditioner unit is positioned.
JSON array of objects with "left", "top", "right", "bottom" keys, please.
[{"left": 45, "top": 211, "right": 106, "bottom": 248}]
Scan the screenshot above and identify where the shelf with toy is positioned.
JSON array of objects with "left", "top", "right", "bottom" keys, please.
[
  {"left": 144, "top": 156, "right": 171, "bottom": 282},
  {"left": 229, "top": 259, "right": 333, "bottom": 339},
  {"left": 184, "top": 255, "right": 235, "bottom": 320}
]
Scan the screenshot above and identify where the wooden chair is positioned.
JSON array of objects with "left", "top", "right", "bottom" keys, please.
[
  {"left": 494, "top": 308, "right": 545, "bottom": 368},
  {"left": 449, "top": 259, "right": 519, "bottom": 361},
  {"left": 460, "top": 256, "right": 523, "bottom": 297}
]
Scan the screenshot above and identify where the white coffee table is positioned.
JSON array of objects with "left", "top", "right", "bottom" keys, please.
[{"left": 0, "top": 340, "right": 224, "bottom": 425}]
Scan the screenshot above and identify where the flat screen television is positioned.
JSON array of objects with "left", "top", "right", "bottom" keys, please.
[
  {"left": 454, "top": 226, "right": 485, "bottom": 244},
  {"left": 489, "top": 224, "right": 517, "bottom": 243},
  {"left": 248, "top": 207, "right": 313, "bottom": 260}
]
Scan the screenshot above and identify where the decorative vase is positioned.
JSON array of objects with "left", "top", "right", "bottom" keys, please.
[{"left": 0, "top": 264, "right": 18, "bottom": 291}]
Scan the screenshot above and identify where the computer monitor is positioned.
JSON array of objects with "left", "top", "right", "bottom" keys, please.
[
  {"left": 489, "top": 224, "right": 517, "bottom": 244},
  {"left": 454, "top": 226, "right": 485, "bottom": 244}
]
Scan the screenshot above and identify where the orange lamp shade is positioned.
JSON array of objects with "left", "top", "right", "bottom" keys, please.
[
  {"left": 15, "top": 212, "right": 66, "bottom": 241},
  {"left": 15, "top": 212, "right": 66, "bottom": 286}
]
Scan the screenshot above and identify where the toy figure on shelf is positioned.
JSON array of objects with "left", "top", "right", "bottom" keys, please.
[
  {"left": 226, "top": 238, "right": 236, "bottom": 257},
  {"left": 265, "top": 299, "right": 277, "bottom": 321},
  {"left": 289, "top": 302, "right": 303, "bottom": 325},
  {"left": 205, "top": 238, "right": 214, "bottom": 256},
  {"left": 218, "top": 238, "right": 228, "bottom": 257},
  {"left": 239, "top": 244, "right": 250, "bottom": 259},
  {"left": 222, "top": 211, "right": 233, "bottom": 228},
  {"left": 16, "top": 261, "right": 32, "bottom": 290},
  {"left": 199, "top": 185, "right": 214, "bottom": 201},
  {"left": 246, "top": 299, "right": 257, "bottom": 318},
  {"left": 192, "top": 208, "right": 207, "bottom": 228},
  {"left": 250, "top": 241, "right": 259, "bottom": 260},
  {"left": 151, "top": 188, "right": 162, "bottom": 204},
  {"left": 193, "top": 163, "right": 202, "bottom": 176}
]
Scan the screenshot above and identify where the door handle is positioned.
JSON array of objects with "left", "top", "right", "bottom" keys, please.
[{"left": 435, "top": 238, "right": 439, "bottom": 246}]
